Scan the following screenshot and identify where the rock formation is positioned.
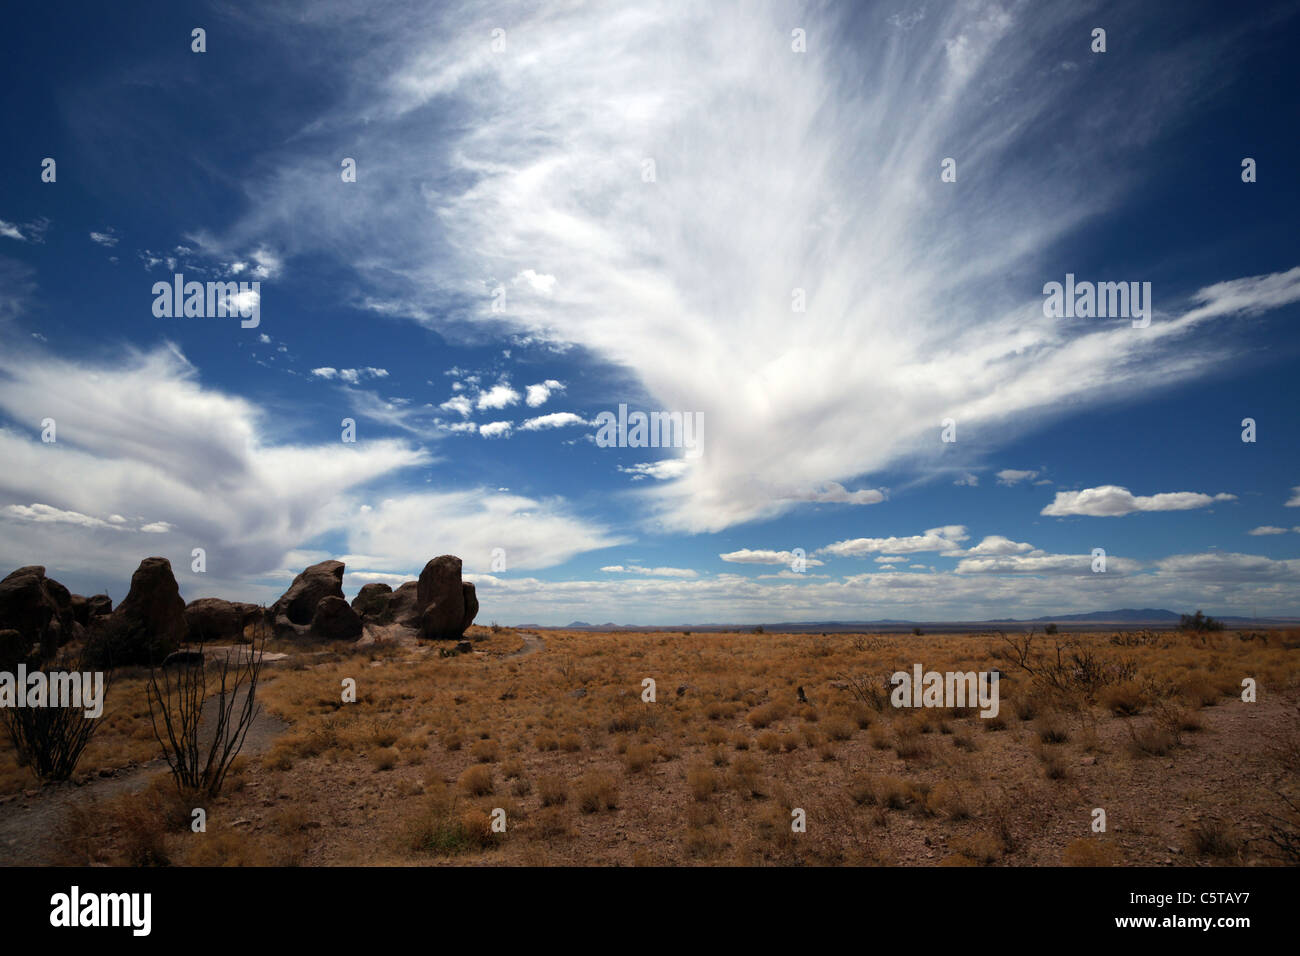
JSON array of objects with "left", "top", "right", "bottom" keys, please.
[
  {"left": 415, "top": 555, "right": 478, "bottom": 640},
  {"left": 88, "top": 557, "right": 187, "bottom": 665},
  {"left": 184, "top": 597, "right": 262, "bottom": 643}
]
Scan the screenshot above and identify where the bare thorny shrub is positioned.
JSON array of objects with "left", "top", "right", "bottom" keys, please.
[
  {"left": 1, "top": 625, "right": 111, "bottom": 782},
  {"left": 839, "top": 672, "right": 895, "bottom": 711},
  {"left": 994, "top": 631, "right": 1136, "bottom": 704},
  {"left": 1257, "top": 726, "right": 1300, "bottom": 864},
  {"left": 147, "top": 634, "right": 265, "bottom": 798}
]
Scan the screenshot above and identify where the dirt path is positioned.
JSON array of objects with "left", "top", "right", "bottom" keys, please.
[
  {"left": 0, "top": 681, "right": 288, "bottom": 865},
  {"left": 507, "top": 631, "right": 546, "bottom": 659}
]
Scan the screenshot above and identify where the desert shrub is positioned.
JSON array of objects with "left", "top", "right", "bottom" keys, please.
[
  {"left": 405, "top": 790, "right": 490, "bottom": 855},
  {"left": 457, "top": 764, "right": 494, "bottom": 796},
  {"left": 147, "top": 641, "right": 264, "bottom": 798},
  {"left": 950, "top": 831, "right": 1003, "bottom": 864},
  {"left": 823, "top": 716, "right": 855, "bottom": 741},
  {"left": 1102, "top": 680, "right": 1146, "bottom": 716},
  {"left": 1179, "top": 610, "right": 1223, "bottom": 632},
  {"left": 687, "top": 762, "right": 719, "bottom": 801},
  {"left": 472, "top": 739, "right": 500, "bottom": 763},
  {"left": 727, "top": 754, "right": 763, "bottom": 797},
  {"left": 1187, "top": 821, "right": 1242, "bottom": 860},
  {"left": 1127, "top": 720, "right": 1178, "bottom": 756},
  {"left": 574, "top": 771, "right": 619, "bottom": 812},
  {"left": 537, "top": 773, "right": 567, "bottom": 806},
  {"left": 2, "top": 649, "right": 109, "bottom": 782},
  {"left": 746, "top": 702, "right": 786, "bottom": 729},
  {"left": 1062, "top": 837, "right": 1122, "bottom": 866},
  {"left": 1035, "top": 713, "right": 1070, "bottom": 743},
  {"left": 371, "top": 746, "right": 399, "bottom": 771},
  {"left": 926, "top": 782, "right": 971, "bottom": 820},
  {"left": 623, "top": 743, "right": 656, "bottom": 773}
]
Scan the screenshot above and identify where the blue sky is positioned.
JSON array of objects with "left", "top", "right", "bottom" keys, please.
[{"left": 2, "top": 0, "right": 1299, "bottom": 624}]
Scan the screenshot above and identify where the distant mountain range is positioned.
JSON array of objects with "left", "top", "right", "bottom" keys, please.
[{"left": 509, "top": 609, "right": 1300, "bottom": 632}]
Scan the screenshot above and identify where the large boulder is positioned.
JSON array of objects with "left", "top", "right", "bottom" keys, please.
[
  {"left": 86, "top": 594, "right": 113, "bottom": 619},
  {"left": 416, "top": 555, "right": 477, "bottom": 640},
  {"left": 89, "top": 557, "right": 187, "bottom": 666},
  {"left": 462, "top": 582, "right": 479, "bottom": 633},
  {"left": 269, "top": 560, "right": 346, "bottom": 628},
  {"left": 184, "top": 598, "right": 262, "bottom": 643},
  {"left": 311, "top": 596, "right": 363, "bottom": 641},
  {"left": 384, "top": 581, "right": 420, "bottom": 626},
  {"left": 0, "top": 566, "right": 77, "bottom": 659},
  {"left": 70, "top": 594, "right": 90, "bottom": 627},
  {"left": 351, "top": 582, "right": 393, "bottom": 621},
  {"left": 0, "top": 629, "right": 29, "bottom": 672}
]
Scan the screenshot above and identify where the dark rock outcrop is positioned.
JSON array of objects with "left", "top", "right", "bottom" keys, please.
[
  {"left": 351, "top": 582, "right": 393, "bottom": 621},
  {"left": 0, "top": 628, "right": 28, "bottom": 672},
  {"left": 311, "top": 595, "right": 363, "bottom": 641},
  {"left": 0, "top": 566, "right": 77, "bottom": 659},
  {"left": 184, "top": 598, "right": 261, "bottom": 643},
  {"left": 87, "top": 594, "right": 113, "bottom": 619},
  {"left": 461, "top": 582, "right": 478, "bottom": 634},
  {"left": 268, "top": 560, "right": 346, "bottom": 635},
  {"left": 384, "top": 581, "right": 420, "bottom": 626},
  {"left": 88, "top": 557, "right": 187, "bottom": 666},
  {"left": 70, "top": 594, "right": 90, "bottom": 627},
  {"left": 415, "top": 555, "right": 478, "bottom": 640}
]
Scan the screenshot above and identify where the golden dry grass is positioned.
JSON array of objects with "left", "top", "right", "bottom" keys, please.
[{"left": 3, "top": 626, "right": 1299, "bottom": 866}]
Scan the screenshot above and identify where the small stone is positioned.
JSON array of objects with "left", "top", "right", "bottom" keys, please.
[
  {"left": 570, "top": 687, "right": 587, "bottom": 699},
  {"left": 1080, "top": 756, "right": 1096, "bottom": 766}
]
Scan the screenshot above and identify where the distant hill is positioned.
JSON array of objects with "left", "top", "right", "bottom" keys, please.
[
  {"left": 1019, "top": 608, "right": 1182, "bottom": 623},
  {"left": 526, "top": 609, "right": 1299, "bottom": 632}
]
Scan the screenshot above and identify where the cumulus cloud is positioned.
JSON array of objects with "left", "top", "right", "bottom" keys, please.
[
  {"left": 819, "top": 526, "right": 969, "bottom": 558},
  {"left": 964, "top": 535, "right": 1037, "bottom": 556},
  {"left": 520, "top": 412, "right": 586, "bottom": 430},
  {"left": 1041, "top": 485, "right": 1236, "bottom": 517},
  {"left": 718, "top": 549, "right": 825, "bottom": 567},
  {"left": 1287, "top": 486, "right": 1300, "bottom": 507},
  {"left": 345, "top": 489, "right": 627, "bottom": 574},
  {"left": 4, "top": 503, "right": 124, "bottom": 532},
  {"left": 513, "top": 269, "right": 557, "bottom": 294},
  {"left": 525, "top": 380, "right": 563, "bottom": 407},
  {"left": 1248, "top": 525, "right": 1289, "bottom": 536},
  {"left": 0, "top": 345, "right": 431, "bottom": 593},
  {"left": 439, "top": 394, "right": 473, "bottom": 417},
  {"left": 476, "top": 384, "right": 520, "bottom": 410},
  {"left": 478, "top": 420, "right": 512, "bottom": 438}
]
